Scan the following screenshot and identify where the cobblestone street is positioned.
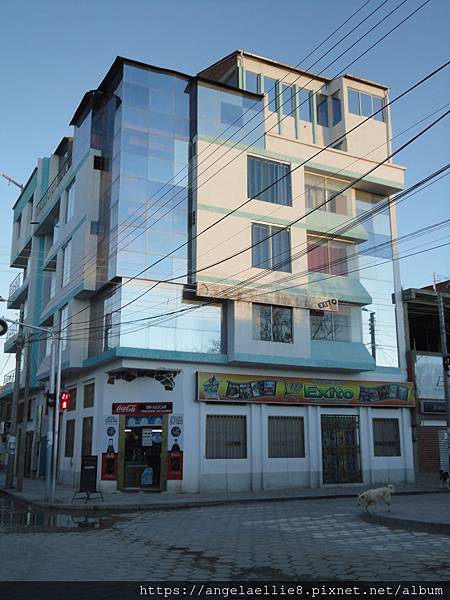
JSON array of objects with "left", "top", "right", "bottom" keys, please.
[{"left": 1, "top": 495, "right": 450, "bottom": 581}]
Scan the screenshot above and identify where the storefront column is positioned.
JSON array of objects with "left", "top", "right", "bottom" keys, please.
[
  {"left": 250, "top": 403, "right": 263, "bottom": 492},
  {"left": 307, "top": 406, "right": 321, "bottom": 488},
  {"left": 401, "top": 408, "right": 415, "bottom": 483}
]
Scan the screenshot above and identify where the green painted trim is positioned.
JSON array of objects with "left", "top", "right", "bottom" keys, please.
[
  {"left": 197, "top": 272, "right": 371, "bottom": 305},
  {"left": 238, "top": 66, "right": 245, "bottom": 89},
  {"left": 197, "top": 135, "right": 404, "bottom": 191},
  {"left": 197, "top": 202, "right": 368, "bottom": 242},
  {"left": 41, "top": 158, "right": 50, "bottom": 195},
  {"left": 374, "top": 366, "right": 402, "bottom": 374},
  {"left": 30, "top": 235, "right": 46, "bottom": 388},
  {"left": 294, "top": 85, "right": 300, "bottom": 140},
  {"left": 39, "top": 283, "right": 84, "bottom": 324},
  {"left": 275, "top": 80, "right": 282, "bottom": 136},
  {"left": 311, "top": 91, "right": 318, "bottom": 144},
  {"left": 82, "top": 347, "right": 229, "bottom": 369},
  {"left": 13, "top": 170, "right": 37, "bottom": 219},
  {"left": 259, "top": 74, "right": 265, "bottom": 95},
  {"left": 232, "top": 348, "right": 375, "bottom": 372}
]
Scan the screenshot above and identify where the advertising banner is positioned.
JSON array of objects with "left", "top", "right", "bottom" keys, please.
[
  {"left": 198, "top": 372, "right": 415, "bottom": 407},
  {"left": 167, "top": 414, "right": 184, "bottom": 480},
  {"left": 112, "top": 402, "right": 173, "bottom": 415},
  {"left": 101, "top": 415, "right": 119, "bottom": 481}
]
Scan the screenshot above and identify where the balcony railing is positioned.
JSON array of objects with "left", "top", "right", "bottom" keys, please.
[
  {"left": 8, "top": 272, "right": 23, "bottom": 300},
  {"left": 36, "top": 154, "right": 72, "bottom": 216},
  {"left": 3, "top": 369, "right": 15, "bottom": 387}
]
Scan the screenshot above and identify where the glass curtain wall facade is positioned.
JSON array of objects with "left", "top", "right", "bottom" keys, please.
[{"left": 354, "top": 191, "right": 399, "bottom": 367}]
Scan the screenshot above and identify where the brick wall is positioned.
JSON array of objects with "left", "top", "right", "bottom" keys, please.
[{"left": 417, "top": 426, "right": 441, "bottom": 472}]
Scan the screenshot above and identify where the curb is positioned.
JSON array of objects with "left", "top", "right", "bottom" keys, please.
[
  {"left": 1, "top": 487, "right": 447, "bottom": 515},
  {"left": 361, "top": 511, "right": 450, "bottom": 535}
]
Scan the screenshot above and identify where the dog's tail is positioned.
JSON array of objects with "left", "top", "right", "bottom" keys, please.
[{"left": 387, "top": 484, "right": 395, "bottom": 493}]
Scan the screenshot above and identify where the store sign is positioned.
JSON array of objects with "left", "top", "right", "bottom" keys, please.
[
  {"left": 198, "top": 372, "right": 415, "bottom": 407},
  {"left": 415, "top": 355, "right": 445, "bottom": 400},
  {"left": 308, "top": 297, "right": 338, "bottom": 312},
  {"left": 421, "top": 400, "right": 446, "bottom": 415},
  {"left": 112, "top": 402, "right": 173, "bottom": 415},
  {"left": 101, "top": 415, "right": 119, "bottom": 481}
]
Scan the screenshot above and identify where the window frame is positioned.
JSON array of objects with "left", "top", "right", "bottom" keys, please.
[
  {"left": 64, "top": 419, "right": 75, "bottom": 458},
  {"left": 372, "top": 418, "right": 401, "bottom": 457},
  {"left": 309, "top": 307, "right": 352, "bottom": 342},
  {"left": 205, "top": 415, "right": 247, "bottom": 459},
  {"left": 61, "top": 239, "right": 72, "bottom": 287},
  {"left": 251, "top": 222, "right": 292, "bottom": 273},
  {"left": 253, "top": 303, "right": 293, "bottom": 344},
  {"left": 247, "top": 155, "right": 292, "bottom": 206},
  {"left": 307, "top": 234, "right": 351, "bottom": 276},
  {"left": 268, "top": 416, "right": 305, "bottom": 458},
  {"left": 347, "top": 88, "right": 385, "bottom": 122},
  {"left": 65, "top": 179, "right": 75, "bottom": 223},
  {"left": 83, "top": 382, "right": 95, "bottom": 409}
]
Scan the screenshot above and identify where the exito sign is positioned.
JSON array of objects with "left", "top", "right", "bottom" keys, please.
[{"left": 198, "top": 372, "right": 414, "bottom": 407}]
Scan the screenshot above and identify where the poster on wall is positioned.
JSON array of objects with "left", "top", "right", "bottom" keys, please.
[
  {"left": 167, "top": 414, "right": 184, "bottom": 480},
  {"left": 415, "top": 354, "right": 445, "bottom": 399},
  {"left": 197, "top": 372, "right": 415, "bottom": 407},
  {"left": 101, "top": 415, "right": 119, "bottom": 481}
]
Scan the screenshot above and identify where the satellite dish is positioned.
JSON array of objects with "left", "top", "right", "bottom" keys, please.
[{"left": 0, "top": 319, "right": 8, "bottom": 337}]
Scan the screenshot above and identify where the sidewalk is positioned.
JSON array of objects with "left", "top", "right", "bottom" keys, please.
[
  {"left": 361, "top": 492, "right": 450, "bottom": 534},
  {"left": 0, "top": 473, "right": 448, "bottom": 518}
]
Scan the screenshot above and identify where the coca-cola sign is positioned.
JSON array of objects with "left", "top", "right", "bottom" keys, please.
[{"left": 112, "top": 402, "right": 173, "bottom": 415}]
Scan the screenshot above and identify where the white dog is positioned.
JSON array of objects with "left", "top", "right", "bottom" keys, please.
[{"left": 357, "top": 484, "right": 395, "bottom": 512}]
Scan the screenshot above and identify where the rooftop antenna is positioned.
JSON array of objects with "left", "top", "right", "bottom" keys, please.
[{"left": 1, "top": 173, "right": 24, "bottom": 191}]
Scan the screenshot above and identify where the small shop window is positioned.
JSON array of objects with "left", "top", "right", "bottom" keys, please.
[
  {"left": 83, "top": 382, "right": 95, "bottom": 408},
  {"left": 373, "top": 418, "right": 401, "bottom": 456},
  {"left": 81, "top": 416, "right": 93, "bottom": 456},
  {"left": 268, "top": 416, "right": 305, "bottom": 458},
  {"left": 205, "top": 415, "right": 247, "bottom": 459},
  {"left": 65, "top": 419, "right": 75, "bottom": 458},
  {"left": 68, "top": 387, "right": 77, "bottom": 411}
]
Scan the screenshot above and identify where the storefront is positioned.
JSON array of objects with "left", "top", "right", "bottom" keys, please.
[
  {"left": 198, "top": 371, "right": 415, "bottom": 488},
  {"left": 107, "top": 402, "right": 183, "bottom": 491}
]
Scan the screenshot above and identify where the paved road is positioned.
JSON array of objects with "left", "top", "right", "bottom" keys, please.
[{"left": 1, "top": 495, "right": 449, "bottom": 581}]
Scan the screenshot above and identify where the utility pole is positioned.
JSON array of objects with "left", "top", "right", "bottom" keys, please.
[
  {"left": 369, "top": 311, "right": 377, "bottom": 362},
  {"left": 5, "top": 304, "right": 25, "bottom": 489},
  {"left": 435, "top": 288, "right": 450, "bottom": 472},
  {"left": 51, "top": 337, "right": 63, "bottom": 502},
  {"left": 16, "top": 332, "right": 32, "bottom": 492}
]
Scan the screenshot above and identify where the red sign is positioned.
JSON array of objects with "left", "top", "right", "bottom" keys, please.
[{"left": 112, "top": 402, "right": 173, "bottom": 415}]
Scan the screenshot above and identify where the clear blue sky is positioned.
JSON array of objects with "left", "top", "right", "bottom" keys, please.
[{"left": 0, "top": 0, "right": 449, "bottom": 374}]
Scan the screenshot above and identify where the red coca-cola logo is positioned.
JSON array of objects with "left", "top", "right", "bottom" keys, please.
[{"left": 114, "top": 404, "right": 138, "bottom": 414}]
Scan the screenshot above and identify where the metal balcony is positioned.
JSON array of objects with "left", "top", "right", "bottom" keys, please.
[
  {"left": 7, "top": 272, "right": 28, "bottom": 309},
  {"left": 3, "top": 369, "right": 15, "bottom": 387},
  {"left": 36, "top": 154, "right": 72, "bottom": 216}
]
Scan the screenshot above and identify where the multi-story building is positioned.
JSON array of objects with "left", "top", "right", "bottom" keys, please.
[
  {"left": 401, "top": 281, "right": 450, "bottom": 475},
  {"left": 0, "top": 50, "right": 414, "bottom": 494}
]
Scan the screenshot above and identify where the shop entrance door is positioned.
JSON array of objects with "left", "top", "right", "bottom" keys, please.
[
  {"left": 321, "top": 415, "right": 362, "bottom": 484},
  {"left": 123, "top": 417, "right": 164, "bottom": 490}
]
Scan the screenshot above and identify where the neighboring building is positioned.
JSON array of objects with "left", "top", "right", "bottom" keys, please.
[
  {"left": 401, "top": 281, "right": 450, "bottom": 473},
  {"left": 0, "top": 50, "right": 414, "bottom": 494}
]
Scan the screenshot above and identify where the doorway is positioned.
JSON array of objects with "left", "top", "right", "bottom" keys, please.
[
  {"left": 321, "top": 415, "right": 362, "bottom": 484},
  {"left": 121, "top": 415, "right": 167, "bottom": 490}
]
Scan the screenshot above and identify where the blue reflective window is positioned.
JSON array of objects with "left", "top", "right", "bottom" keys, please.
[
  {"left": 372, "top": 96, "right": 385, "bottom": 122},
  {"left": 298, "top": 90, "right": 312, "bottom": 122},
  {"left": 248, "top": 156, "right": 292, "bottom": 206},
  {"left": 221, "top": 102, "right": 244, "bottom": 127},
  {"left": 123, "top": 83, "right": 149, "bottom": 109},
  {"left": 348, "top": 89, "right": 385, "bottom": 122},
  {"left": 245, "top": 72, "right": 258, "bottom": 94},
  {"left": 251, "top": 223, "right": 291, "bottom": 272},
  {"left": 332, "top": 94, "right": 342, "bottom": 125},
  {"left": 360, "top": 93, "right": 372, "bottom": 117},
  {"left": 348, "top": 89, "right": 360, "bottom": 115},
  {"left": 281, "top": 84, "right": 295, "bottom": 117},
  {"left": 316, "top": 94, "right": 328, "bottom": 127},
  {"left": 264, "top": 77, "right": 278, "bottom": 112}
]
